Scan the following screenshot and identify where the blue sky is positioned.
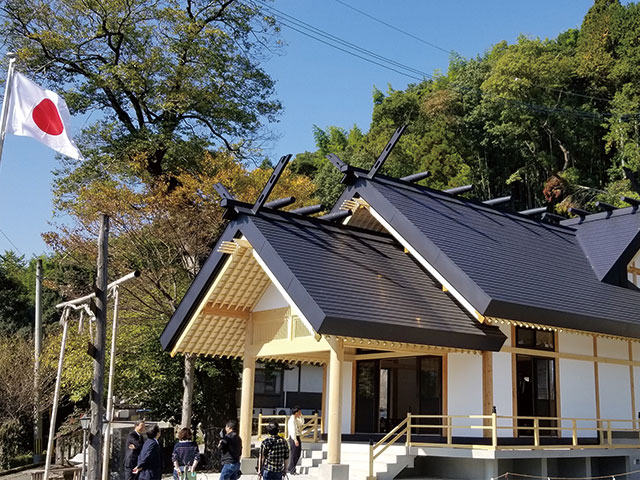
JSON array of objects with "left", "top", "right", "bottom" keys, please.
[{"left": 0, "top": 0, "right": 595, "bottom": 258}]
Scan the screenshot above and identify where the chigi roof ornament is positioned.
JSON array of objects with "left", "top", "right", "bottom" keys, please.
[{"left": 621, "top": 196, "right": 639, "bottom": 213}]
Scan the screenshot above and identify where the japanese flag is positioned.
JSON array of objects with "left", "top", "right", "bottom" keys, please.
[{"left": 6, "top": 72, "right": 82, "bottom": 160}]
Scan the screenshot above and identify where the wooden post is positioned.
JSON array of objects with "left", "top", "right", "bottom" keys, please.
[
  {"left": 239, "top": 354, "right": 256, "bottom": 457},
  {"left": 88, "top": 215, "right": 109, "bottom": 480},
  {"left": 446, "top": 416, "right": 452, "bottom": 445},
  {"left": 482, "top": 352, "right": 493, "bottom": 438},
  {"left": 239, "top": 315, "right": 255, "bottom": 458},
  {"left": 327, "top": 338, "right": 344, "bottom": 464},
  {"left": 491, "top": 412, "right": 497, "bottom": 448},
  {"left": 607, "top": 420, "right": 612, "bottom": 446},
  {"left": 257, "top": 414, "right": 263, "bottom": 441},
  {"left": 313, "top": 413, "right": 318, "bottom": 443},
  {"left": 406, "top": 413, "right": 411, "bottom": 447},
  {"left": 572, "top": 419, "right": 577, "bottom": 446},
  {"left": 534, "top": 418, "right": 540, "bottom": 447}
]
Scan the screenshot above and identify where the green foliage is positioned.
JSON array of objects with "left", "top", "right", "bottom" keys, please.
[
  {"left": 0, "top": 0, "right": 283, "bottom": 203},
  {"left": 294, "top": 1, "right": 640, "bottom": 211}
]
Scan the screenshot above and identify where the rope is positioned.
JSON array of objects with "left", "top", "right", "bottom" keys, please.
[{"left": 494, "top": 469, "right": 640, "bottom": 480}]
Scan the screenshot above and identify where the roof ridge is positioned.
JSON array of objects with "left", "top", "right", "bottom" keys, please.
[{"left": 365, "top": 175, "right": 577, "bottom": 236}]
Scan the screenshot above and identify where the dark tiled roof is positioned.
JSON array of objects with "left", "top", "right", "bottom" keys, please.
[
  {"left": 561, "top": 207, "right": 640, "bottom": 285},
  {"left": 249, "top": 213, "right": 505, "bottom": 350},
  {"left": 160, "top": 208, "right": 506, "bottom": 352},
  {"left": 343, "top": 177, "right": 640, "bottom": 338}
]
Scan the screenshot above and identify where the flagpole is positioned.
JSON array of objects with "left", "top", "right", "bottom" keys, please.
[{"left": 0, "top": 52, "right": 17, "bottom": 166}]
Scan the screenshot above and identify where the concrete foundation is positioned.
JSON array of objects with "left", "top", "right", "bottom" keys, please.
[{"left": 318, "top": 463, "right": 349, "bottom": 480}]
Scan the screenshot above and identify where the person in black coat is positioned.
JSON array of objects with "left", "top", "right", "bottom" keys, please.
[
  {"left": 133, "top": 425, "right": 163, "bottom": 480},
  {"left": 124, "top": 421, "right": 146, "bottom": 480},
  {"left": 218, "top": 420, "right": 242, "bottom": 480}
]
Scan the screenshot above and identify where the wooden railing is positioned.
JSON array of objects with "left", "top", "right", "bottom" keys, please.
[
  {"left": 368, "top": 413, "right": 640, "bottom": 479},
  {"left": 257, "top": 414, "right": 322, "bottom": 442}
]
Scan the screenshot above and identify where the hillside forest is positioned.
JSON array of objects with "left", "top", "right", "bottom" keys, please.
[{"left": 0, "top": 0, "right": 639, "bottom": 470}]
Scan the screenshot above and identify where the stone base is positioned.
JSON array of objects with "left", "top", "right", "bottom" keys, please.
[
  {"left": 240, "top": 457, "right": 258, "bottom": 475},
  {"left": 318, "top": 463, "right": 349, "bottom": 480}
]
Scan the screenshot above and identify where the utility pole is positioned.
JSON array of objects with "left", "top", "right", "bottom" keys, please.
[
  {"left": 33, "top": 259, "right": 43, "bottom": 462},
  {"left": 88, "top": 215, "right": 109, "bottom": 480}
]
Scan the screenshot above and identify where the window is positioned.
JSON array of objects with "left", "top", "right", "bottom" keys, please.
[
  {"left": 254, "top": 368, "right": 282, "bottom": 395},
  {"left": 515, "top": 327, "right": 555, "bottom": 351}
]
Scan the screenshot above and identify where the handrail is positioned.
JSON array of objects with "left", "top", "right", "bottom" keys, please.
[
  {"left": 257, "top": 414, "right": 322, "bottom": 442},
  {"left": 366, "top": 413, "right": 640, "bottom": 479}
]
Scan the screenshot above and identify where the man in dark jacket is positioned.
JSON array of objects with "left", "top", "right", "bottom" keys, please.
[
  {"left": 133, "top": 425, "right": 163, "bottom": 480},
  {"left": 124, "top": 421, "right": 146, "bottom": 480},
  {"left": 218, "top": 420, "right": 242, "bottom": 480}
]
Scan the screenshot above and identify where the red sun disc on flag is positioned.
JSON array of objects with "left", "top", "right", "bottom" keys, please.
[{"left": 32, "top": 99, "right": 64, "bottom": 136}]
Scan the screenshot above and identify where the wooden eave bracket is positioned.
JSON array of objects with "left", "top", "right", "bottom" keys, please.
[{"left": 218, "top": 238, "right": 253, "bottom": 255}]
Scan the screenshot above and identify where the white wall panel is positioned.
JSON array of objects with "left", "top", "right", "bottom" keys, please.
[
  {"left": 492, "top": 352, "right": 513, "bottom": 436},
  {"left": 559, "top": 359, "right": 597, "bottom": 436},
  {"left": 283, "top": 365, "right": 299, "bottom": 392},
  {"left": 599, "top": 363, "right": 633, "bottom": 427},
  {"left": 300, "top": 364, "right": 324, "bottom": 393},
  {"left": 323, "top": 360, "right": 352, "bottom": 434},
  {"left": 448, "top": 353, "right": 483, "bottom": 436},
  {"left": 253, "top": 283, "right": 288, "bottom": 311},
  {"left": 558, "top": 332, "right": 592, "bottom": 356},
  {"left": 342, "top": 361, "right": 352, "bottom": 433},
  {"left": 598, "top": 337, "right": 628, "bottom": 360}
]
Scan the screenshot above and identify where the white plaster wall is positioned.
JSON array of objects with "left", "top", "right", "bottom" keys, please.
[
  {"left": 323, "top": 360, "right": 353, "bottom": 434},
  {"left": 448, "top": 353, "right": 483, "bottom": 437},
  {"left": 300, "top": 364, "right": 324, "bottom": 393},
  {"left": 492, "top": 352, "right": 513, "bottom": 436},
  {"left": 283, "top": 365, "right": 299, "bottom": 392},
  {"left": 253, "top": 282, "right": 288, "bottom": 311},
  {"left": 599, "top": 363, "right": 633, "bottom": 428},
  {"left": 558, "top": 332, "right": 592, "bottom": 356},
  {"left": 632, "top": 343, "right": 640, "bottom": 363},
  {"left": 597, "top": 337, "right": 629, "bottom": 360},
  {"left": 559, "top": 359, "right": 597, "bottom": 436},
  {"left": 342, "top": 361, "right": 353, "bottom": 434}
]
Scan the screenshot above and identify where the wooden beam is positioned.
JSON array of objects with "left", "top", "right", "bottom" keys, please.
[
  {"left": 501, "top": 345, "right": 640, "bottom": 367},
  {"left": 201, "top": 305, "right": 251, "bottom": 319},
  {"left": 254, "top": 336, "right": 330, "bottom": 358}
]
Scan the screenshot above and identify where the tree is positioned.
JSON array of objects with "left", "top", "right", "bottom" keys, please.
[
  {"left": 42, "top": 151, "right": 317, "bottom": 462},
  {"left": 0, "top": 335, "right": 55, "bottom": 468},
  {"left": 1, "top": 0, "right": 282, "bottom": 197}
]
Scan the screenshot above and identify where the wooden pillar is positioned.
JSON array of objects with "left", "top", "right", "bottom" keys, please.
[
  {"left": 482, "top": 351, "right": 493, "bottom": 437},
  {"left": 327, "top": 338, "right": 344, "bottom": 464},
  {"left": 239, "top": 318, "right": 255, "bottom": 458}
]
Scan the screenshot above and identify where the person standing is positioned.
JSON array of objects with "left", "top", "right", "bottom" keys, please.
[
  {"left": 133, "top": 425, "right": 163, "bottom": 480},
  {"left": 218, "top": 420, "right": 242, "bottom": 480},
  {"left": 259, "top": 421, "right": 289, "bottom": 480},
  {"left": 287, "top": 406, "right": 303, "bottom": 475},
  {"left": 171, "top": 428, "right": 200, "bottom": 480},
  {"left": 124, "top": 420, "right": 146, "bottom": 480}
]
